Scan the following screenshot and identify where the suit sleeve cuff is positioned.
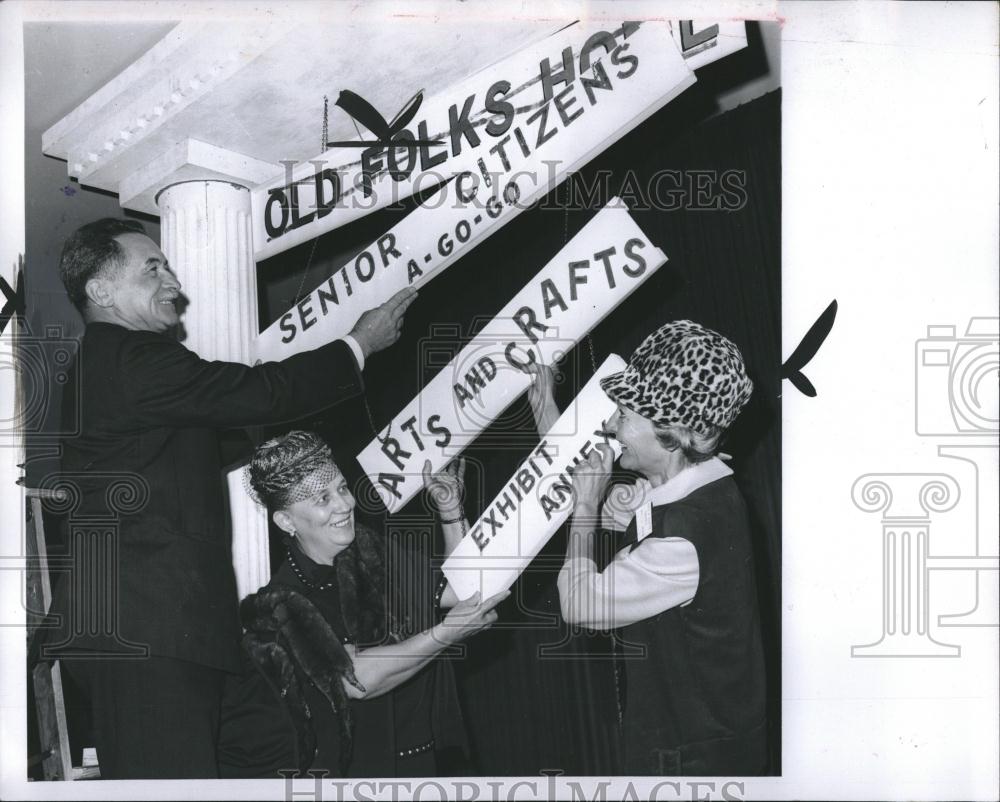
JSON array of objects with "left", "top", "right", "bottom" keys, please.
[{"left": 341, "top": 335, "right": 366, "bottom": 372}]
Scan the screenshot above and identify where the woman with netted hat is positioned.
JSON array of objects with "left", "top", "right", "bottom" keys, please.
[
  {"left": 530, "top": 320, "right": 768, "bottom": 776},
  {"left": 216, "top": 430, "right": 506, "bottom": 778}
]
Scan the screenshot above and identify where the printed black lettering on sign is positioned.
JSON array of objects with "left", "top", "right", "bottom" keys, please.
[
  {"left": 264, "top": 167, "right": 344, "bottom": 240},
  {"left": 314, "top": 168, "right": 340, "bottom": 219},
  {"left": 266, "top": 23, "right": 648, "bottom": 245},
  {"left": 484, "top": 80, "right": 515, "bottom": 137},
  {"left": 449, "top": 94, "right": 481, "bottom": 157},
  {"left": 266, "top": 21, "right": 659, "bottom": 362},
  {"left": 678, "top": 21, "right": 719, "bottom": 56},
  {"left": 264, "top": 189, "right": 290, "bottom": 240}
]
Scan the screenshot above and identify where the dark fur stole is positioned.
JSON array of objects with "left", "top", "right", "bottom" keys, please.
[
  {"left": 240, "top": 588, "right": 365, "bottom": 774},
  {"left": 333, "top": 523, "right": 406, "bottom": 645}
]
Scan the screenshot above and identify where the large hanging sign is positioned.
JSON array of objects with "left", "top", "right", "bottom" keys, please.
[
  {"left": 251, "top": 20, "right": 702, "bottom": 363},
  {"left": 442, "top": 354, "right": 626, "bottom": 601},
  {"left": 250, "top": 19, "right": 706, "bottom": 262},
  {"left": 355, "top": 200, "right": 665, "bottom": 513}
]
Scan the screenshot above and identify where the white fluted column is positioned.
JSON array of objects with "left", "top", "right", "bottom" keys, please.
[{"left": 158, "top": 180, "right": 270, "bottom": 600}]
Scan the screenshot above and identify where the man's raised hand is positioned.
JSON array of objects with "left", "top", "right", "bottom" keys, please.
[{"left": 349, "top": 286, "right": 418, "bottom": 358}]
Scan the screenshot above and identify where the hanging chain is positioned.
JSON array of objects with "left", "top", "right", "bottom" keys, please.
[
  {"left": 318, "top": 95, "right": 392, "bottom": 443},
  {"left": 363, "top": 395, "right": 392, "bottom": 445},
  {"left": 291, "top": 236, "right": 320, "bottom": 306},
  {"left": 586, "top": 322, "right": 599, "bottom": 375},
  {"left": 564, "top": 177, "right": 614, "bottom": 710},
  {"left": 322, "top": 95, "right": 329, "bottom": 153}
]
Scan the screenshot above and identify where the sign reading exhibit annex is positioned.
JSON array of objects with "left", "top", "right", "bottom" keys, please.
[
  {"left": 442, "top": 355, "right": 626, "bottom": 600},
  {"left": 252, "top": 20, "right": 699, "bottom": 362},
  {"left": 355, "top": 200, "right": 665, "bottom": 513}
]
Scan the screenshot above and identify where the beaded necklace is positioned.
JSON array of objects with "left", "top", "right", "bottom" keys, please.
[
  {"left": 286, "top": 545, "right": 337, "bottom": 592},
  {"left": 286, "top": 545, "right": 355, "bottom": 644}
]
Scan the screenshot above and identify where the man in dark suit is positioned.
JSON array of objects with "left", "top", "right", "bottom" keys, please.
[{"left": 45, "top": 217, "right": 415, "bottom": 778}]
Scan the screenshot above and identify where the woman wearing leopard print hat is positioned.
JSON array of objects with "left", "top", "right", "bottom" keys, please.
[{"left": 532, "top": 320, "right": 767, "bottom": 776}]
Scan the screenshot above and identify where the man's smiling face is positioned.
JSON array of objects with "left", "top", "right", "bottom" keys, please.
[{"left": 103, "top": 232, "right": 182, "bottom": 333}]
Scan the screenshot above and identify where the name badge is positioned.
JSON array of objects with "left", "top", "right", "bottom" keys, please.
[{"left": 636, "top": 503, "right": 653, "bottom": 542}]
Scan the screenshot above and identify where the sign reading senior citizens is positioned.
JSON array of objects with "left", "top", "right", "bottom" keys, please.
[
  {"left": 252, "top": 20, "right": 702, "bottom": 363},
  {"left": 443, "top": 355, "right": 626, "bottom": 600},
  {"left": 356, "top": 201, "right": 666, "bottom": 513}
]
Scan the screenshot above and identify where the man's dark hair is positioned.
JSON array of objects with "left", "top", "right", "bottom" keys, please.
[{"left": 59, "top": 218, "right": 146, "bottom": 312}]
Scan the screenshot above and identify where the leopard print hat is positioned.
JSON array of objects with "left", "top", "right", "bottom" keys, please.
[{"left": 600, "top": 320, "right": 753, "bottom": 435}]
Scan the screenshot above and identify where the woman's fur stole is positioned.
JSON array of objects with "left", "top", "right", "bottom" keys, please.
[
  {"left": 239, "top": 588, "right": 364, "bottom": 774},
  {"left": 238, "top": 525, "right": 406, "bottom": 774}
]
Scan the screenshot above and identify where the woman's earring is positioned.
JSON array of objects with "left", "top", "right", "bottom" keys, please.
[{"left": 289, "top": 528, "right": 297, "bottom": 538}]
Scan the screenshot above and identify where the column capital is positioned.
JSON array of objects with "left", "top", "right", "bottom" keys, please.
[{"left": 851, "top": 473, "right": 960, "bottom": 521}]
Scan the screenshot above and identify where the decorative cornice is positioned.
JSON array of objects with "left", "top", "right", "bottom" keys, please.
[
  {"left": 42, "top": 21, "right": 292, "bottom": 202},
  {"left": 40, "top": 17, "right": 558, "bottom": 217}
]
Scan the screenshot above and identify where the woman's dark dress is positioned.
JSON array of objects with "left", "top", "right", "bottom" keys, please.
[{"left": 217, "top": 530, "right": 466, "bottom": 778}]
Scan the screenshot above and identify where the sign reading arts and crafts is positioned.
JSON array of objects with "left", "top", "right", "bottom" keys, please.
[
  {"left": 442, "top": 355, "right": 626, "bottom": 600},
  {"left": 355, "top": 201, "right": 665, "bottom": 513}
]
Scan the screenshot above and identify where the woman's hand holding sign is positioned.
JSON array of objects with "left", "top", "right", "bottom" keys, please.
[
  {"left": 564, "top": 443, "right": 615, "bottom": 587},
  {"left": 524, "top": 361, "right": 561, "bottom": 436},
  {"left": 423, "top": 457, "right": 470, "bottom": 610},
  {"left": 437, "top": 590, "right": 510, "bottom": 644},
  {"left": 422, "top": 456, "right": 466, "bottom": 521},
  {"left": 572, "top": 443, "right": 615, "bottom": 518}
]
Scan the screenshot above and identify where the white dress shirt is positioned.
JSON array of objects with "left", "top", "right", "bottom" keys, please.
[
  {"left": 557, "top": 457, "right": 733, "bottom": 631},
  {"left": 341, "top": 334, "right": 366, "bottom": 371}
]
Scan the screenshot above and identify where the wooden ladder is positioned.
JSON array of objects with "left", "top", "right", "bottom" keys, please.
[{"left": 25, "top": 487, "right": 100, "bottom": 781}]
